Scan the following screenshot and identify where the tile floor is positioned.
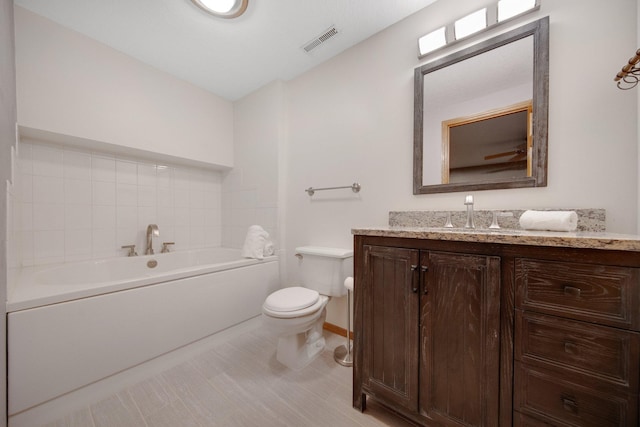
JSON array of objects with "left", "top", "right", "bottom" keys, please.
[{"left": 41, "top": 326, "right": 414, "bottom": 427}]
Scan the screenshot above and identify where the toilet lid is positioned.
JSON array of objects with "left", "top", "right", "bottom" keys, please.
[{"left": 264, "top": 287, "right": 320, "bottom": 312}]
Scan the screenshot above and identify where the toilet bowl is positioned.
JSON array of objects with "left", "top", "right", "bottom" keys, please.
[
  {"left": 262, "top": 287, "right": 329, "bottom": 369},
  {"left": 262, "top": 246, "right": 353, "bottom": 370}
]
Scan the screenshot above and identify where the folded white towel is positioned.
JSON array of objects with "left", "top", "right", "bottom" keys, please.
[
  {"left": 241, "top": 225, "right": 269, "bottom": 259},
  {"left": 519, "top": 210, "right": 578, "bottom": 232}
]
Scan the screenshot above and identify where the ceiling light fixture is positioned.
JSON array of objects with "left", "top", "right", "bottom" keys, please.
[
  {"left": 191, "top": 0, "right": 248, "bottom": 19},
  {"left": 417, "top": 0, "right": 540, "bottom": 58}
]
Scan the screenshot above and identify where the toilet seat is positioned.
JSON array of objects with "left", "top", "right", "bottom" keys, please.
[{"left": 263, "top": 287, "right": 327, "bottom": 319}]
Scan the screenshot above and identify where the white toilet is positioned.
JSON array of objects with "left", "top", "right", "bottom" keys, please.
[{"left": 262, "top": 246, "right": 353, "bottom": 370}]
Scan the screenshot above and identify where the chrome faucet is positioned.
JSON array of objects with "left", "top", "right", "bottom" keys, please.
[
  {"left": 146, "top": 224, "right": 159, "bottom": 255},
  {"left": 464, "top": 195, "right": 475, "bottom": 229}
]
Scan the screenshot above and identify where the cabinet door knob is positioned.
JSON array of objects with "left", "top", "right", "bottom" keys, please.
[
  {"left": 563, "top": 285, "right": 581, "bottom": 297},
  {"left": 421, "top": 265, "right": 429, "bottom": 272},
  {"left": 410, "top": 264, "right": 418, "bottom": 271},
  {"left": 564, "top": 341, "right": 578, "bottom": 354},
  {"left": 561, "top": 396, "right": 578, "bottom": 413}
]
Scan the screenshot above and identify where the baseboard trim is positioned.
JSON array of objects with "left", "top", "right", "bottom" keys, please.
[{"left": 323, "top": 322, "right": 352, "bottom": 338}]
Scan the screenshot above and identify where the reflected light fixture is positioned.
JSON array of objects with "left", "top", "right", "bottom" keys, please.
[
  {"left": 417, "top": 0, "right": 539, "bottom": 58},
  {"left": 454, "top": 8, "right": 487, "bottom": 40},
  {"left": 191, "top": 0, "right": 248, "bottom": 18}
]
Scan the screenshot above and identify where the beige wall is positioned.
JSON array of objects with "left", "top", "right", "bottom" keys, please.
[
  {"left": 14, "top": 6, "right": 234, "bottom": 168},
  {"left": 283, "top": 0, "right": 638, "bottom": 326},
  {"left": 0, "top": 0, "right": 16, "bottom": 423}
]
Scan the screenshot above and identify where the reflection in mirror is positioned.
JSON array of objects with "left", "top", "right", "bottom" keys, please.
[
  {"left": 414, "top": 17, "right": 548, "bottom": 194},
  {"left": 443, "top": 101, "right": 532, "bottom": 184}
]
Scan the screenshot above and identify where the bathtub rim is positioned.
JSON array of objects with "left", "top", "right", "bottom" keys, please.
[{"left": 8, "top": 247, "right": 278, "bottom": 312}]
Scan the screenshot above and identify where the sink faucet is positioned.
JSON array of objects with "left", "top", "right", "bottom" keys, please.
[
  {"left": 146, "top": 224, "right": 159, "bottom": 255},
  {"left": 464, "top": 195, "right": 475, "bottom": 229}
]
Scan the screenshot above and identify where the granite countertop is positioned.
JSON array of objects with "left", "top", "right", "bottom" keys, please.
[{"left": 352, "top": 226, "right": 640, "bottom": 252}]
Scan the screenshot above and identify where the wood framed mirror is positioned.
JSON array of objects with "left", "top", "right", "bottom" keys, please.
[{"left": 413, "top": 17, "right": 548, "bottom": 195}]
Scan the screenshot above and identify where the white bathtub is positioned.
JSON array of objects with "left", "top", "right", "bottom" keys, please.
[{"left": 7, "top": 248, "right": 279, "bottom": 415}]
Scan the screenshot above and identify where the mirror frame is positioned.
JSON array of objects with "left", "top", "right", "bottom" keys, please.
[{"left": 413, "top": 17, "right": 549, "bottom": 195}]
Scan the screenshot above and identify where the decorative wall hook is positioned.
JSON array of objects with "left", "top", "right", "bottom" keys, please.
[{"left": 614, "top": 48, "right": 640, "bottom": 90}]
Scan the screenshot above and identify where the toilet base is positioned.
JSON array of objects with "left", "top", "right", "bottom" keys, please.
[
  {"left": 276, "top": 333, "right": 326, "bottom": 370},
  {"left": 275, "top": 309, "right": 326, "bottom": 370}
]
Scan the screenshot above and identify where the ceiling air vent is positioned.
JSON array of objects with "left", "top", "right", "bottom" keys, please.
[{"left": 303, "top": 26, "right": 339, "bottom": 53}]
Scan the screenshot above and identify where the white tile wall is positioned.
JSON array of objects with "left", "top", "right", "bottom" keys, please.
[
  {"left": 221, "top": 170, "right": 278, "bottom": 249},
  {"left": 16, "top": 141, "right": 223, "bottom": 266}
]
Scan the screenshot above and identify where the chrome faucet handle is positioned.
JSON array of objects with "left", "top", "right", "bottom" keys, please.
[
  {"left": 121, "top": 245, "right": 138, "bottom": 257},
  {"left": 438, "top": 212, "right": 454, "bottom": 228},
  {"left": 489, "top": 211, "right": 514, "bottom": 229},
  {"left": 161, "top": 242, "right": 175, "bottom": 253}
]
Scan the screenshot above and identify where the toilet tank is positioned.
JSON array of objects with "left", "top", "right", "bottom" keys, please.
[{"left": 295, "top": 246, "right": 353, "bottom": 297}]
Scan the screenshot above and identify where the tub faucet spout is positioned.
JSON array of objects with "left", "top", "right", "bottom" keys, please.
[{"left": 146, "top": 224, "right": 159, "bottom": 255}]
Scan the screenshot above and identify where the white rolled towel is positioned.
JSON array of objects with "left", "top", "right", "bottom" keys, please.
[
  {"left": 263, "top": 241, "right": 275, "bottom": 257},
  {"left": 241, "top": 225, "right": 269, "bottom": 259},
  {"left": 519, "top": 210, "right": 578, "bottom": 232}
]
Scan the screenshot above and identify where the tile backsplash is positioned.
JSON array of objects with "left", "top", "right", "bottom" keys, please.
[{"left": 15, "top": 140, "right": 223, "bottom": 266}]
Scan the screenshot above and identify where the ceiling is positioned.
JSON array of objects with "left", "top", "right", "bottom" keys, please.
[{"left": 14, "top": 0, "right": 439, "bottom": 101}]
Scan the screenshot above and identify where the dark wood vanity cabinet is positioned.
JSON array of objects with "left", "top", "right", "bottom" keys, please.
[
  {"left": 514, "top": 259, "right": 640, "bottom": 426},
  {"left": 420, "top": 251, "right": 502, "bottom": 426},
  {"left": 359, "top": 245, "right": 420, "bottom": 412},
  {"left": 355, "top": 238, "right": 503, "bottom": 426},
  {"left": 353, "top": 234, "right": 640, "bottom": 427}
]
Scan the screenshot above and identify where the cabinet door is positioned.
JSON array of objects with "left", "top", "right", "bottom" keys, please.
[
  {"left": 361, "top": 245, "right": 420, "bottom": 412},
  {"left": 420, "top": 251, "right": 501, "bottom": 427}
]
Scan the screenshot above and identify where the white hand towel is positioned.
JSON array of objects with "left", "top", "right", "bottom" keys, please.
[
  {"left": 241, "top": 225, "right": 269, "bottom": 259},
  {"left": 519, "top": 210, "right": 578, "bottom": 232}
]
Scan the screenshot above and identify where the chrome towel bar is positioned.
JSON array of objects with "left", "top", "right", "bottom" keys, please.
[{"left": 305, "top": 182, "right": 361, "bottom": 196}]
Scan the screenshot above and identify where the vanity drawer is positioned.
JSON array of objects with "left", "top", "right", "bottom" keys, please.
[
  {"left": 514, "top": 411, "right": 556, "bottom": 426},
  {"left": 515, "top": 363, "right": 637, "bottom": 427},
  {"left": 516, "top": 311, "right": 640, "bottom": 391},
  {"left": 515, "top": 259, "right": 640, "bottom": 330}
]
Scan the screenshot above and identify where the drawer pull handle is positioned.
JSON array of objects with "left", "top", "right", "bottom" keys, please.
[
  {"left": 564, "top": 341, "right": 578, "bottom": 354},
  {"left": 563, "top": 285, "right": 581, "bottom": 297},
  {"left": 561, "top": 397, "right": 578, "bottom": 413}
]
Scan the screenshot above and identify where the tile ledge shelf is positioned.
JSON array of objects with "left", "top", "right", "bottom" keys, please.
[{"left": 18, "top": 125, "right": 232, "bottom": 171}]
